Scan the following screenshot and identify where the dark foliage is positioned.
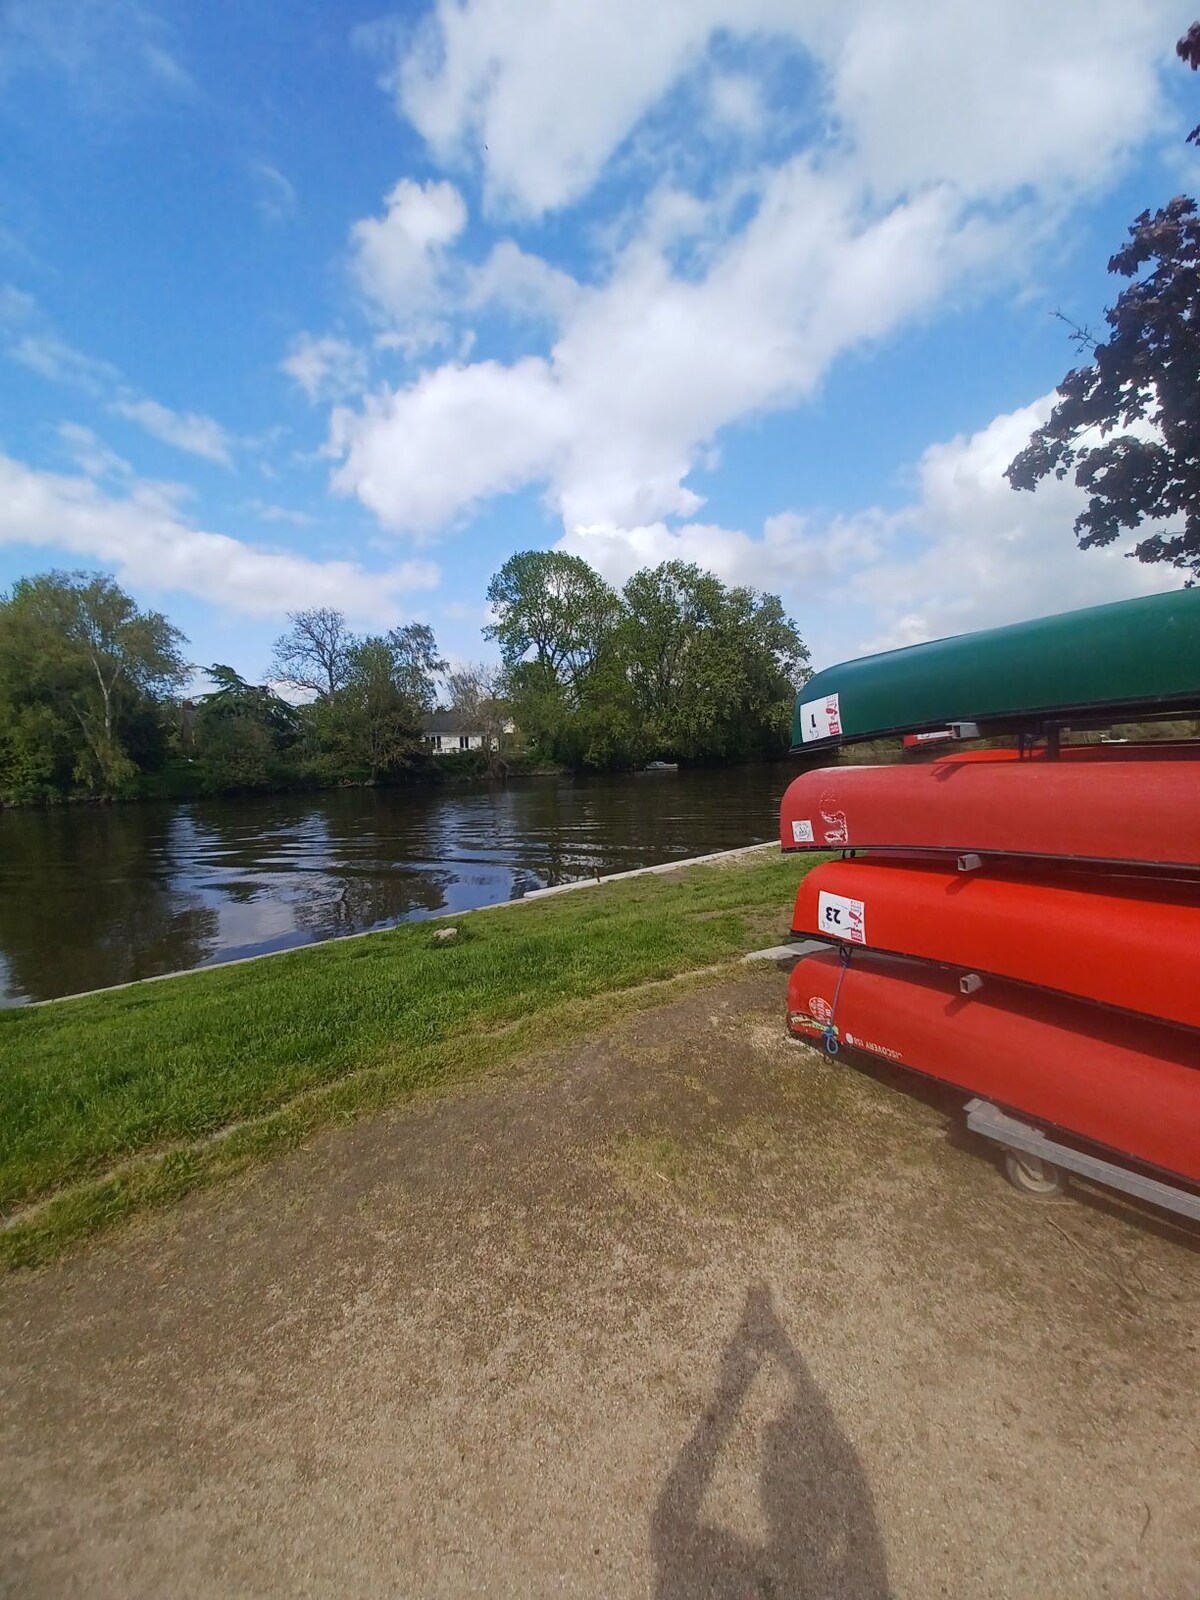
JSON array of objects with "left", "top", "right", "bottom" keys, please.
[{"left": 1007, "top": 27, "right": 1200, "bottom": 581}]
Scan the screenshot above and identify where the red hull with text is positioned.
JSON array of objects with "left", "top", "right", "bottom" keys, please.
[
  {"left": 791, "top": 858, "right": 1200, "bottom": 1030},
  {"left": 779, "top": 754, "right": 1200, "bottom": 869},
  {"left": 787, "top": 950, "right": 1200, "bottom": 1183}
]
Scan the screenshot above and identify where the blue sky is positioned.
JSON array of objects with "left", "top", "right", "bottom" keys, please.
[{"left": 0, "top": 0, "right": 1196, "bottom": 685}]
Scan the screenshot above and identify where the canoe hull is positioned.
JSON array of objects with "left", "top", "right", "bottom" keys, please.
[
  {"left": 787, "top": 950, "right": 1200, "bottom": 1183},
  {"left": 791, "top": 859, "right": 1200, "bottom": 1030},
  {"left": 779, "top": 756, "right": 1200, "bottom": 869},
  {"left": 791, "top": 588, "right": 1200, "bottom": 750}
]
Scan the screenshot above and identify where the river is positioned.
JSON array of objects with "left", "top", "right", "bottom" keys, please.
[{"left": 0, "top": 764, "right": 795, "bottom": 1005}]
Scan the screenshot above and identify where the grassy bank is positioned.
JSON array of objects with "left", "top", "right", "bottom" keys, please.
[{"left": 0, "top": 849, "right": 815, "bottom": 1271}]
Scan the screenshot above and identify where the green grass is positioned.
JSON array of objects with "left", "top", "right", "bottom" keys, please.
[{"left": 0, "top": 850, "right": 817, "bottom": 1271}]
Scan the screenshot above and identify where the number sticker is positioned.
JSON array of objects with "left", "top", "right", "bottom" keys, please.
[
  {"left": 791, "top": 819, "right": 815, "bottom": 843},
  {"left": 817, "top": 890, "right": 866, "bottom": 944},
  {"left": 799, "top": 692, "right": 842, "bottom": 742}
]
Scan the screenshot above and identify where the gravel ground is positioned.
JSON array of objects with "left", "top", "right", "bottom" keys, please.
[{"left": 1, "top": 969, "right": 1197, "bottom": 1599}]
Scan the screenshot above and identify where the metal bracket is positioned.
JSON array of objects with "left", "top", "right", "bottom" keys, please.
[{"left": 965, "top": 1099, "right": 1200, "bottom": 1222}]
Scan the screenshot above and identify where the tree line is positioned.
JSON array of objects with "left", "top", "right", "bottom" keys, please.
[
  {"left": 0, "top": 554, "right": 809, "bottom": 803},
  {"left": 485, "top": 550, "right": 808, "bottom": 768}
]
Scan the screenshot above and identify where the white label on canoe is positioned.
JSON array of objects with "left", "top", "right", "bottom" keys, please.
[
  {"left": 820, "top": 808, "right": 849, "bottom": 846},
  {"left": 791, "top": 819, "right": 815, "bottom": 843},
  {"left": 817, "top": 890, "right": 866, "bottom": 944},
  {"left": 799, "top": 692, "right": 842, "bottom": 742},
  {"left": 842, "top": 1030, "right": 902, "bottom": 1061}
]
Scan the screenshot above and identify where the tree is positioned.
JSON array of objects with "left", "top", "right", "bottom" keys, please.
[
  {"left": 191, "top": 665, "right": 300, "bottom": 791},
  {"left": 485, "top": 550, "right": 630, "bottom": 765},
  {"left": 1006, "top": 27, "right": 1200, "bottom": 580},
  {"left": 621, "top": 562, "right": 808, "bottom": 760},
  {"left": 199, "top": 665, "right": 300, "bottom": 743},
  {"left": 321, "top": 628, "right": 446, "bottom": 782},
  {"left": 385, "top": 623, "right": 445, "bottom": 712},
  {"left": 446, "top": 661, "right": 513, "bottom": 776},
  {"left": 0, "top": 570, "right": 187, "bottom": 793},
  {"left": 485, "top": 551, "right": 623, "bottom": 700},
  {"left": 270, "top": 607, "right": 354, "bottom": 697}
]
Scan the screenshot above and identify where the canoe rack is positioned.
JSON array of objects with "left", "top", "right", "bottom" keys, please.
[{"left": 965, "top": 1098, "right": 1200, "bottom": 1222}]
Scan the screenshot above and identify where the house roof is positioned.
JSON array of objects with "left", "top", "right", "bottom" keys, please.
[{"left": 423, "top": 711, "right": 480, "bottom": 735}]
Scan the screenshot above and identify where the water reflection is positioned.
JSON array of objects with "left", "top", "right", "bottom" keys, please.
[{"left": 0, "top": 765, "right": 790, "bottom": 1004}]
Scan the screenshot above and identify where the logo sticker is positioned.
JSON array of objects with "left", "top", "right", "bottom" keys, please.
[
  {"left": 820, "top": 807, "right": 849, "bottom": 846},
  {"left": 808, "top": 995, "right": 834, "bottom": 1026},
  {"left": 817, "top": 890, "right": 866, "bottom": 944},
  {"left": 799, "top": 692, "right": 842, "bottom": 742},
  {"left": 790, "top": 819, "right": 815, "bottom": 844}
]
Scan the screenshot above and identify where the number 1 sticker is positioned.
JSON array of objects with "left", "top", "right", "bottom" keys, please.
[
  {"left": 817, "top": 890, "right": 866, "bottom": 944},
  {"left": 799, "top": 692, "right": 842, "bottom": 742}
]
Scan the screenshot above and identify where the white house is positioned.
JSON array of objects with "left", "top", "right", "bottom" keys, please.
[{"left": 421, "top": 711, "right": 516, "bottom": 753}]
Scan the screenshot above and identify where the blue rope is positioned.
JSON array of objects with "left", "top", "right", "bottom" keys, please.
[{"left": 822, "top": 943, "right": 855, "bottom": 1055}]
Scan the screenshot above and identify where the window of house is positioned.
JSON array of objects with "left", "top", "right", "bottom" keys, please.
[{"left": 459, "top": 735, "right": 470, "bottom": 750}]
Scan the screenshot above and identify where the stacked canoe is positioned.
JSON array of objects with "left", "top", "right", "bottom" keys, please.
[{"left": 779, "top": 589, "right": 1200, "bottom": 1189}]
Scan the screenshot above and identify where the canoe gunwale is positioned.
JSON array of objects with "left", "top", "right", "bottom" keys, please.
[
  {"left": 779, "top": 843, "right": 1200, "bottom": 872},
  {"left": 788, "top": 692, "right": 1200, "bottom": 753},
  {"left": 787, "top": 931, "right": 1200, "bottom": 1034}
]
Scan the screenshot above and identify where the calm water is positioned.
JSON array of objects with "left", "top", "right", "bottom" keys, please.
[{"left": 0, "top": 765, "right": 793, "bottom": 1005}]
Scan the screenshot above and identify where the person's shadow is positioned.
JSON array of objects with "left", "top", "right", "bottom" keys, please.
[{"left": 652, "top": 1283, "right": 891, "bottom": 1599}]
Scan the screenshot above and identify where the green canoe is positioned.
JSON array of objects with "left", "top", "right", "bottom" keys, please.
[{"left": 791, "top": 588, "right": 1200, "bottom": 750}]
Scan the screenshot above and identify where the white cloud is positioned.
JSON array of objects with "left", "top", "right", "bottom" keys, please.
[
  {"left": 847, "top": 397, "right": 1172, "bottom": 653},
  {"left": 350, "top": 177, "right": 467, "bottom": 326},
  {"left": 708, "top": 72, "right": 766, "bottom": 138},
  {"left": 280, "top": 334, "right": 369, "bottom": 403},
  {"left": 0, "top": 453, "right": 440, "bottom": 624},
  {"left": 331, "top": 158, "right": 1008, "bottom": 533},
  {"left": 466, "top": 241, "right": 581, "bottom": 324},
  {"left": 556, "top": 512, "right": 885, "bottom": 610},
  {"left": 56, "top": 422, "right": 134, "bottom": 482},
  {"left": 3, "top": 296, "right": 239, "bottom": 471},
  {"left": 250, "top": 160, "right": 297, "bottom": 224},
  {"left": 391, "top": 0, "right": 720, "bottom": 216},
  {"left": 825, "top": 0, "right": 1177, "bottom": 200},
  {"left": 243, "top": 498, "right": 315, "bottom": 527},
  {"left": 387, "top": 0, "right": 1187, "bottom": 217},
  {"left": 110, "top": 395, "right": 234, "bottom": 466},
  {"left": 0, "top": 283, "right": 36, "bottom": 322},
  {"left": 9, "top": 331, "right": 119, "bottom": 394},
  {"left": 0, "top": 0, "right": 194, "bottom": 106},
  {"left": 331, "top": 356, "right": 568, "bottom": 531},
  {"left": 330, "top": 1, "right": 1188, "bottom": 555},
  {"left": 558, "top": 395, "right": 1175, "bottom": 669}
]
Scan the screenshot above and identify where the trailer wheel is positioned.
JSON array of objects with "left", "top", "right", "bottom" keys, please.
[{"left": 1003, "top": 1148, "right": 1065, "bottom": 1198}]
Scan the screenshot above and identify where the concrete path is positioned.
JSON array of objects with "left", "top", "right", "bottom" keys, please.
[{"left": 2, "top": 970, "right": 1197, "bottom": 1598}]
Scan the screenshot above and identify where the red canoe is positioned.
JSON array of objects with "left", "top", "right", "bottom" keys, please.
[
  {"left": 791, "top": 858, "right": 1200, "bottom": 1030},
  {"left": 779, "top": 753, "right": 1200, "bottom": 868},
  {"left": 787, "top": 949, "right": 1200, "bottom": 1182}
]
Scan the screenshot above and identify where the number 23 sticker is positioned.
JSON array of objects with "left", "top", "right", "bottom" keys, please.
[{"left": 817, "top": 890, "right": 866, "bottom": 944}]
